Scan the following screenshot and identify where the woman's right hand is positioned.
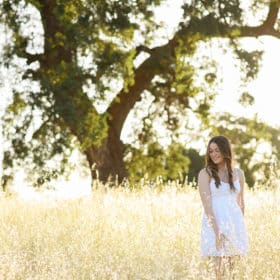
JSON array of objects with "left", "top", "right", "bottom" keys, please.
[{"left": 215, "top": 232, "right": 227, "bottom": 250}]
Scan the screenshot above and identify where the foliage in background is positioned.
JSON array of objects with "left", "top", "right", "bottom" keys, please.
[
  {"left": 212, "top": 113, "right": 280, "bottom": 187},
  {"left": 0, "top": 0, "right": 164, "bottom": 185},
  {"left": 125, "top": 141, "right": 191, "bottom": 183},
  {"left": 183, "top": 148, "right": 205, "bottom": 184},
  {"left": 0, "top": 0, "right": 280, "bottom": 187},
  {"left": 125, "top": 112, "right": 280, "bottom": 188}
]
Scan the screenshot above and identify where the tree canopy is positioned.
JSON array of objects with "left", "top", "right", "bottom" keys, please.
[{"left": 1, "top": 0, "right": 280, "bottom": 188}]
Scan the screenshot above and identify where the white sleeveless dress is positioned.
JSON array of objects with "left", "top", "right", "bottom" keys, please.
[{"left": 200, "top": 178, "right": 249, "bottom": 257}]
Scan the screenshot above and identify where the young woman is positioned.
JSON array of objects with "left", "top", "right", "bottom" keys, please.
[{"left": 198, "top": 135, "right": 248, "bottom": 279}]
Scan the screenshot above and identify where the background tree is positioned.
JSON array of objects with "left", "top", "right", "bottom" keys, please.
[
  {"left": 183, "top": 148, "right": 205, "bottom": 184},
  {"left": 125, "top": 141, "right": 190, "bottom": 183},
  {"left": 1, "top": 0, "right": 280, "bottom": 187},
  {"left": 212, "top": 113, "right": 280, "bottom": 187}
]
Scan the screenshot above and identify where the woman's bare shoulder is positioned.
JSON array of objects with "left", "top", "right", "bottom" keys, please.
[
  {"left": 198, "top": 168, "right": 211, "bottom": 180},
  {"left": 233, "top": 167, "right": 245, "bottom": 180}
]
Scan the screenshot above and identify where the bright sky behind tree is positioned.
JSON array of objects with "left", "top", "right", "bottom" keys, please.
[{"left": 152, "top": 0, "right": 280, "bottom": 127}]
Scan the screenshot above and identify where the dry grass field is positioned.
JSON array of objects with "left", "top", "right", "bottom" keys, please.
[{"left": 0, "top": 180, "right": 279, "bottom": 279}]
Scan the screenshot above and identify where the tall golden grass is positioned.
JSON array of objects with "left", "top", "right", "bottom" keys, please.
[{"left": 0, "top": 180, "right": 279, "bottom": 279}]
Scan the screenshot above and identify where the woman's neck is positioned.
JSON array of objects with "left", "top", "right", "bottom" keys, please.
[{"left": 217, "top": 163, "right": 227, "bottom": 171}]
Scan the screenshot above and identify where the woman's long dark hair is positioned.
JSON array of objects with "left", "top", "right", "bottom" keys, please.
[{"left": 205, "top": 135, "right": 235, "bottom": 191}]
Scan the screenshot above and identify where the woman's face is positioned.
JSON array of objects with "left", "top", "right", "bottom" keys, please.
[{"left": 209, "top": 142, "right": 224, "bottom": 165}]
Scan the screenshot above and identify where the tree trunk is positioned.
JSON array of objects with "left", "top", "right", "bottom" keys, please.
[
  {"left": 22, "top": 0, "right": 280, "bottom": 186},
  {"left": 85, "top": 127, "right": 127, "bottom": 184}
]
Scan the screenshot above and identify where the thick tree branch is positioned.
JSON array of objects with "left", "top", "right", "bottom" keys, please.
[
  {"left": 37, "top": 0, "right": 103, "bottom": 147},
  {"left": 240, "top": 25, "right": 280, "bottom": 38},
  {"left": 108, "top": 5, "right": 280, "bottom": 137},
  {"left": 232, "top": 0, "right": 280, "bottom": 38},
  {"left": 240, "top": 0, "right": 280, "bottom": 38},
  {"left": 135, "top": 45, "right": 153, "bottom": 57},
  {"left": 263, "top": 0, "right": 279, "bottom": 29},
  {"left": 107, "top": 40, "right": 176, "bottom": 137}
]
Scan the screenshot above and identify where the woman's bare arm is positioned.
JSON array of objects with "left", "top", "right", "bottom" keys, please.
[
  {"left": 237, "top": 168, "right": 245, "bottom": 215},
  {"left": 198, "top": 169, "right": 220, "bottom": 236}
]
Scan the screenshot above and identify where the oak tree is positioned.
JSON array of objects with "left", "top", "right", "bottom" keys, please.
[{"left": 1, "top": 0, "right": 280, "bottom": 185}]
